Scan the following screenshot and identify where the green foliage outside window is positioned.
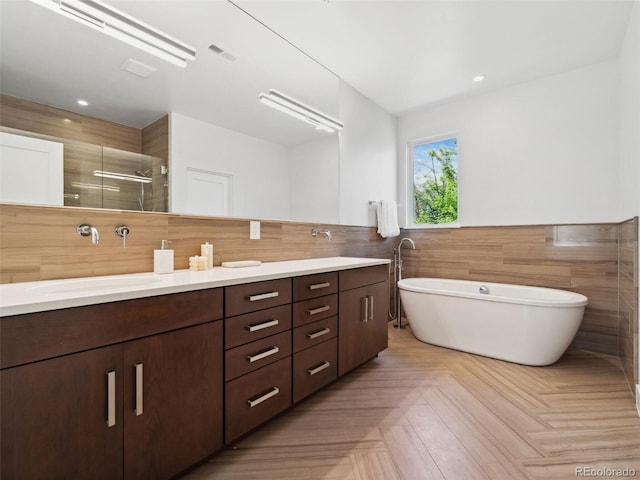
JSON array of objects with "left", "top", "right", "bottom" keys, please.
[{"left": 413, "top": 138, "right": 458, "bottom": 224}]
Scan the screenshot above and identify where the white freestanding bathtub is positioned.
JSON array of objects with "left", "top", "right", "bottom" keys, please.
[{"left": 397, "top": 278, "right": 588, "bottom": 366}]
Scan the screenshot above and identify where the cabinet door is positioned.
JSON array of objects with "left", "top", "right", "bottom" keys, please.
[
  {"left": 1, "top": 345, "right": 124, "bottom": 480},
  {"left": 338, "top": 285, "right": 371, "bottom": 376},
  {"left": 123, "top": 321, "right": 223, "bottom": 480},
  {"left": 338, "top": 282, "right": 389, "bottom": 376},
  {"left": 366, "top": 282, "right": 389, "bottom": 358}
]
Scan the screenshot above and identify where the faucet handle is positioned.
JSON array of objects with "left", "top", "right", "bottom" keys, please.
[{"left": 115, "top": 225, "right": 130, "bottom": 248}]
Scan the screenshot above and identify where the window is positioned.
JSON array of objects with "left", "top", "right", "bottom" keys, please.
[{"left": 409, "top": 135, "right": 458, "bottom": 227}]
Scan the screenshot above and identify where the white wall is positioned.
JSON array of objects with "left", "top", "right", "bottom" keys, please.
[
  {"left": 398, "top": 61, "right": 620, "bottom": 227},
  {"left": 619, "top": 3, "right": 640, "bottom": 222},
  {"left": 288, "top": 136, "right": 340, "bottom": 224},
  {"left": 169, "top": 112, "right": 290, "bottom": 220},
  {"left": 617, "top": 1, "right": 640, "bottom": 401},
  {"left": 339, "top": 82, "right": 398, "bottom": 227}
]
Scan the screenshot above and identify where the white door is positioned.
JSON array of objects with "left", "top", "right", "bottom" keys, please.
[
  {"left": 185, "top": 168, "right": 232, "bottom": 216},
  {"left": 0, "top": 132, "right": 64, "bottom": 205}
]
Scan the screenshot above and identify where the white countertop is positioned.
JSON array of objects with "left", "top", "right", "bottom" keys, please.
[{"left": 0, "top": 257, "right": 390, "bottom": 317}]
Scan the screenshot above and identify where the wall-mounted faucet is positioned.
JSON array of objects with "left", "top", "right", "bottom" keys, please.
[
  {"left": 311, "top": 228, "right": 332, "bottom": 242},
  {"left": 114, "top": 225, "right": 130, "bottom": 248},
  {"left": 77, "top": 223, "right": 99, "bottom": 244}
]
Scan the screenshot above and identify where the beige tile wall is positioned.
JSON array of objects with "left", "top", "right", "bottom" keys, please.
[
  {"left": 619, "top": 218, "right": 638, "bottom": 390},
  {"left": 401, "top": 223, "right": 624, "bottom": 356}
]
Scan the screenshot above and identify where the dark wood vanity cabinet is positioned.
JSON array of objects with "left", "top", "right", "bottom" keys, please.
[
  {"left": 0, "top": 262, "right": 389, "bottom": 479},
  {"left": 338, "top": 265, "right": 389, "bottom": 376},
  {"left": 0, "top": 289, "right": 224, "bottom": 480}
]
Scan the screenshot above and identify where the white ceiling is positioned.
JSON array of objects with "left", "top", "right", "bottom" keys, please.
[
  {"left": 236, "top": 0, "right": 635, "bottom": 116},
  {"left": 0, "top": 0, "right": 635, "bottom": 144}
]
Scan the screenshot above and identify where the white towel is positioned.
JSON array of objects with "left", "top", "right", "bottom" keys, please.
[{"left": 376, "top": 200, "right": 400, "bottom": 238}]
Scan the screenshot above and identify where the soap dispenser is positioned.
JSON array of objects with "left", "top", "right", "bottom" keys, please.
[{"left": 154, "top": 240, "right": 174, "bottom": 274}]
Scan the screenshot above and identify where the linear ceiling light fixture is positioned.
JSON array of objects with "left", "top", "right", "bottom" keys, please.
[
  {"left": 93, "top": 170, "right": 153, "bottom": 183},
  {"left": 259, "top": 89, "right": 343, "bottom": 133},
  {"left": 29, "top": 0, "right": 196, "bottom": 67}
]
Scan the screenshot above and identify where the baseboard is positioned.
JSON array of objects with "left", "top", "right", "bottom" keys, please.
[{"left": 636, "top": 385, "right": 640, "bottom": 417}]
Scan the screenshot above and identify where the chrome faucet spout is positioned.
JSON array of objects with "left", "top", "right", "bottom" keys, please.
[
  {"left": 77, "top": 223, "right": 100, "bottom": 244},
  {"left": 398, "top": 237, "right": 416, "bottom": 250},
  {"left": 311, "top": 228, "right": 332, "bottom": 242}
]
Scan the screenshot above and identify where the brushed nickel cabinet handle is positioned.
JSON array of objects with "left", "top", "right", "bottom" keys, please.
[
  {"left": 247, "top": 319, "right": 279, "bottom": 332},
  {"left": 307, "top": 327, "right": 331, "bottom": 340},
  {"left": 247, "top": 346, "right": 280, "bottom": 363},
  {"left": 307, "top": 305, "right": 330, "bottom": 316},
  {"left": 307, "top": 361, "right": 331, "bottom": 376},
  {"left": 361, "top": 296, "right": 369, "bottom": 323},
  {"left": 368, "top": 295, "right": 374, "bottom": 322},
  {"left": 106, "top": 370, "right": 116, "bottom": 427},
  {"left": 134, "top": 362, "right": 143, "bottom": 416},
  {"left": 309, "top": 282, "right": 331, "bottom": 290},
  {"left": 248, "top": 387, "right": 280, "bottom": 408},
  {"left": 248, "top": 291, "right": 279, "bottom": 302}
]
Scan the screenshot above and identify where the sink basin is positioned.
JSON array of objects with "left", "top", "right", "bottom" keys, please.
[{"left": 28, "top": 276, "right": 162, "bottom": 295}]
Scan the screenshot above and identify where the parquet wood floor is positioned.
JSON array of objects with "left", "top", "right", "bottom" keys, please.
[{"left": 183, "top": 324, "right": 640, "bottom": 480}]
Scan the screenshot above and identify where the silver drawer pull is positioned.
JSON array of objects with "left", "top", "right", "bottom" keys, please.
[
  {"left": 247, "top": 319, "right": 279, "bottom": 332},
  {"left": 248, "top": 291, "right": 279, "bottom": 302},
  {"left": 307, "top": 327, "right": 331, "bottom": 340},
  {"left": 106, "top": 370, "right": 116, "bottom": 427},
  {"left": 307, "top": 361, "right": 331, "bottom": 376},
  {"left": 247, "top": 346, "right": 280, "bottom": 363},
  {"left": 307, "top": 305, "right": 330, "bottom": 316},
  {"left": 248, "top": 387, "right": 280, "bottom": 407},
  {"left": 368, "top": 295, "right": 374, "bottom": 322},
  {"left": 309, "top": 282, "right": 331, "bottom": 290},
  {"left": 361, "top": 296, "right": 369, "bottom": 323},
  {"left": 134, "top": 362, "right": 143, "bottom": 416}
]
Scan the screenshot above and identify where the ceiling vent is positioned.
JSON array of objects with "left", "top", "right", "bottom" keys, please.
[
  {"left": 208, "top": 43, "right": 237, "bottom": 62},
  {"left": 120, "top": 59, "right": 157, "bottom": 78}
]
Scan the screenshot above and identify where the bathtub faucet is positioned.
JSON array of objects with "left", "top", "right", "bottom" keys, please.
[
  {"left": 392, "top": 237, "right": 416, "bottom": 329},
  {"left": 479, "top": 285, "right": 490, "bottom": 294},
  {"left": 396, "top": 237, "right": 416, "bottom": 270}
]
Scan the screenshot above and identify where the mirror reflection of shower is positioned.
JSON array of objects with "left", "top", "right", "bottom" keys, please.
[
  {"left": 70, "top": 145, "right": 167, "bottom": 212},
  {"left": 134, "top": 169, "right": 152, "bottom": 211}
]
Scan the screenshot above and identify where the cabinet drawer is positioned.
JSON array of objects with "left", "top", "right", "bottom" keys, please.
[
  {"left": 225, "top": 278, "right": 292, "bottom": 317},
  {"left": 293, "top": 272, "right": 338, "bottom": 301},
  {"left": 225, "top": 331, "right": 292, "bottom": 381},
  {"left": 293, "top": 338, "right": 337, "bottom": 403},
  {"left": 1, "top": 288, "right": 223, "bottom": 369},
  {"left": 225, "top": 357, "right": 292, "bottom": 443},
  {"left": 292, "top": 294, "right": 338, "bottom": 328},
  {"left": 225, "top": 304, "right": 292, "bottom": 349},
  {"left": 293, "top": 316, "right": 338, "bottom": 353},
  {"left": 339, "top": 264, "right": 388, "bottom": 291}
]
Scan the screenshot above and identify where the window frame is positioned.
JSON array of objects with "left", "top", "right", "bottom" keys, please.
[{"left": 406, "top": 132, "right": 460, "bottom": 229}]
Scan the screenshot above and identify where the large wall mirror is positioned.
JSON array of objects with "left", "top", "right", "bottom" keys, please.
[{"left": 0, "top": 0, "right": 341, "bottom": 223}]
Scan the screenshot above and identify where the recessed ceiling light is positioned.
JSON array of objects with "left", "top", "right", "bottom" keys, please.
[
  {"left": 77, "top": 99, "right": 89, "bottom": 106},
  {"left": 472, "top": 75, "right": 486, "bottom": 83}
]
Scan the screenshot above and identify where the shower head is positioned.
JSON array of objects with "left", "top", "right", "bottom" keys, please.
[{"left": 134, "top": 169, "right": 151, "bottom": 177}]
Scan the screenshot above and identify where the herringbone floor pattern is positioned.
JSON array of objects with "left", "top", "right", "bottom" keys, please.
[{"left": 184, "top": 324, "right": 640, "bottom": 480}]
